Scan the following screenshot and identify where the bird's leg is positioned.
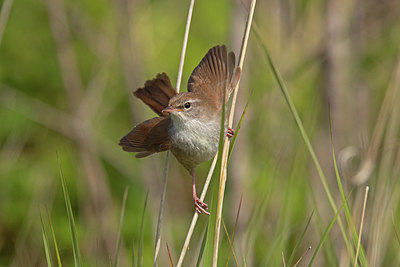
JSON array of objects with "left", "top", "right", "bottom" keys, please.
[
  {"left": 227, "top": 127, "right": 235, "bottom": 138},
  {"left": 192, "top": 171, "right": 210, "bottom": 215}
]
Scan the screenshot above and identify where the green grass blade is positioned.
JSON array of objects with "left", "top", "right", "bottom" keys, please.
[
  {"left": 40, "top": 212, "right": 53, "bottom": 267},
  {"left": 392, "top": 213, "right": 400, "bottom": 248},
  {"left": 203, "top": 175, "right": 219, "bottom": 266},
  {"left": 287, "top": 210, "right": 314, "bottom": 266},
  {"left": 46, "top": 208, "right": 62, "bottom": 267},
  {"left": 252, "top": 25, "right": 354, "bottom": 261},
  {"left": 114, "top": 186, "right": 129, "bottom": 267},
  {"left": 57, "top": 152, "right": 82, "bottom": 267},
  {"left": 328, "top": 106, "right": 368, "bottom": 265},
  {"left": 228, "top": 89, "right": 253, "bottom": 161},
  {"left": 308, "top": 203, "right": 345, "bottom": 266},
  {"left": 196, "top": 226, "right": 208, "bottom": 267},
  {"left": 221, "top": 218, "right": 238, "bottom": 267},
  {"left": 137, "top": 190, "right": 149, "bottom": 267},
  {"left": 225, "top": 195, "right": 242, "bottom": 267},
  {"left": 132, "top": 240, "right": 136, "bottom": 267}
]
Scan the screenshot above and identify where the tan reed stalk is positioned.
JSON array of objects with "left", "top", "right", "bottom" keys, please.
[
  {"left": 177, "top": 1, "right": 256, "bottom": 264},
  {"left": 153, "top": 0, "right": 196, "bottom": 265},
  {"left": 212, "top": 0, "right": 257, "bottom": 266},
  {"left": 282, "top": 252, "right": 287, "bottom": 267},
  {"left": 176, "top": 155, "right": 218, "bottom": 267},
  {"left": 0, "top": 0, "right": 14, "bottom": 47},
  {"left": 354, "top": 186, "right": 369, "bottom": 267}
]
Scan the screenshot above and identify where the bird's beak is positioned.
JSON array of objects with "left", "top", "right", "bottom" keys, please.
[{"left": 162, "top": 106, "right": 181, "bottom": 115}]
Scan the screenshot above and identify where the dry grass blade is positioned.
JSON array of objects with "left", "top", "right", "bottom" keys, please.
[
  {"left": 154, "top": 152, "right": 170, "bottom": 266},
  {"left": 354, "top": 186, "right": 369, "bottom": 267},
  {"left": 177, "top": 155, "right": 218, "bottom": 267},
  {"left": 353, "top": 55, "right": 400, "bottom": 185},
  {"left": 154, "top": 1, "right": 195, "bottom": 265},
  {"left": 293, "top": 246, "right": 311, "bottom": 267},
  {"left": 175, "top": 0, "right": 195, "bottom": 93},
  {"left": 282, "top": 252, "right": 286, "bottom": 267},
  {"left": 329, "top": 103, "right": 368, "bottom": 265},
  {"left": 166, "top": 242, "right": 174, "bottom": 267},
  {"left": 213, "top": 0, "right": 257, "bottom": 265}
]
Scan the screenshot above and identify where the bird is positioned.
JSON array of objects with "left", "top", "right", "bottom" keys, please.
[{"left": 119, "top": 45, "right": 241, "bottom": 215}]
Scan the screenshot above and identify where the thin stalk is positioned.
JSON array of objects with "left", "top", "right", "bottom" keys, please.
[
  {"left": 175, "top": 0, "right": 195, "bottom": 93},
  {"left": 354, "top": 186, "right": 369, "bottom": 267},
  {"left": 40, "top": 212, "right": 53, "bottom": 267},
  {"left": 153, "top": 152, "right": 170, "bottom": 266},
  {"left": 176, "top": 155, "right": 218, "bottom": 267},
  {"left": 154, "top": 0, "right": 195, "bottom": 265},
  {"left": 212, "top": 0, "right": 257, "bottom": 266},
  {"left": 0, "top": 0, "right": 14, "bottom": 47},
  {"left": 252, "top": 24, "right": 356, "bottom": 261},
  {"left": 114, "top": 186, "right": 129, "bottom": 267}
]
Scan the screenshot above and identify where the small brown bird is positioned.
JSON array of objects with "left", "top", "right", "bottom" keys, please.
[{"left": 119, "top": 45, "right": 241, "bottom": 215}]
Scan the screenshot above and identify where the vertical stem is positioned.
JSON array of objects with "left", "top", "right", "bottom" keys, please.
[
  {"left": 354, "top": 186, "right": 369, "bottom": 267},
  {"left": 153, "top": 152, "right": 170, "bottom": 266},
  {"left": 0, "top": 0, "right": 14, "bottom": 47},
  {"left": 212, "top": 0, "right": 257, "bottom": 266},
  {"left": 176, "top": 0, "right": 195, "bottom": 93},
  {"left": 153, "top": 0, "right": 195, "bottom": 265},
  {"left": 176, "top": 155, "right": 218, "bottom": 267}
]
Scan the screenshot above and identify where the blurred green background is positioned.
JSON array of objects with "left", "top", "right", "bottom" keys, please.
[{"left": 1, "top": 0, "right": 400, "bottom": 266}]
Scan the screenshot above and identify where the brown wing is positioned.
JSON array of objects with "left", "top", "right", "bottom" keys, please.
[
  {"left": 187, "top": 45, "right": 241, "bottom": 108},
  {"left": 134, "top": 73, "right": 177, "bottom": 116},
  {"left": 119, "top": 116, "right": 170, "bottom": 158}
]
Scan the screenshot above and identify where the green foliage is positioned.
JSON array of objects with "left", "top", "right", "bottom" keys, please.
[
  {"left": 1, "top": 0, "right": 400, "bottom": 266},
  {"left": 57, "top": 154, "right": 82, "bottom": 267}
]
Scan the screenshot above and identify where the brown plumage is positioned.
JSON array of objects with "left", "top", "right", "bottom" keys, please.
[
  {"left": 119, "top": 45, "right": 241, "bottom": 214},
  {"left": 134, "top": 73, "right": 177, "bottom": 116},
  {"left": 119, "top": 116, "right": 170, "bottom": 158}
]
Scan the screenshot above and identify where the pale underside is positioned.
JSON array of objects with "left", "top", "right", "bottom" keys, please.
[{"left": 169, "top": 112, "right": 224, "bottom": 172}]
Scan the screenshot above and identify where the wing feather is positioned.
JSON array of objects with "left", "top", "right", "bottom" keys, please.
[
  {"left": 119, "top": 116, "right": 170, "bottom": 158},
  {"left": 187, "top": 45, "right": 241, "bottom": 107}
]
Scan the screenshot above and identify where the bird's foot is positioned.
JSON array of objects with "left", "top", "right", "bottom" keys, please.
[
  {"left": 227, "top": 127, "right": 235, "bottom": 138},
  {"left": 194, "top": 196, "right": 210, "bottom": 215}
]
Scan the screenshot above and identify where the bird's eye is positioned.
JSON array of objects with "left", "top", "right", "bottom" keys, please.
[{"left": 184, "top": 102, "right": 191, "bottom": 109}]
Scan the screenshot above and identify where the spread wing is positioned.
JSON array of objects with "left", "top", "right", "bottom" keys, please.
[
  {"left": 187, "top": 45, "right": 241, "bottom": 108},
  {"left": 134, "top": 73, "right": 177, "bottom": 116},
  {"left": 119, "top": 116, "right": 170, "bottom": 158}
]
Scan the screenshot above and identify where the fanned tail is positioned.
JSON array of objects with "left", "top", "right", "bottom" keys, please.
[{"left": 134, "top": 73, "right": 177, "bottom": 116}]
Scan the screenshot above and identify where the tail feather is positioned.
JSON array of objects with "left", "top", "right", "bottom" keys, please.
[{"left": 134, "top": 73, "right": 177, "bottom": 116}]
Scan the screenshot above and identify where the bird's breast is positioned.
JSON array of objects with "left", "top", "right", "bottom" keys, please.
[{"left": 169, "top": 116, "right": 222, "bottom": 171}]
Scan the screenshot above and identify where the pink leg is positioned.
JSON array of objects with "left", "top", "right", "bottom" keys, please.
[
  {"left": 192, "top": 171, "right": 210, "bottom": 215},
  {"left": 227, "top": 127, "right": 235, "bottom": 138}
]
